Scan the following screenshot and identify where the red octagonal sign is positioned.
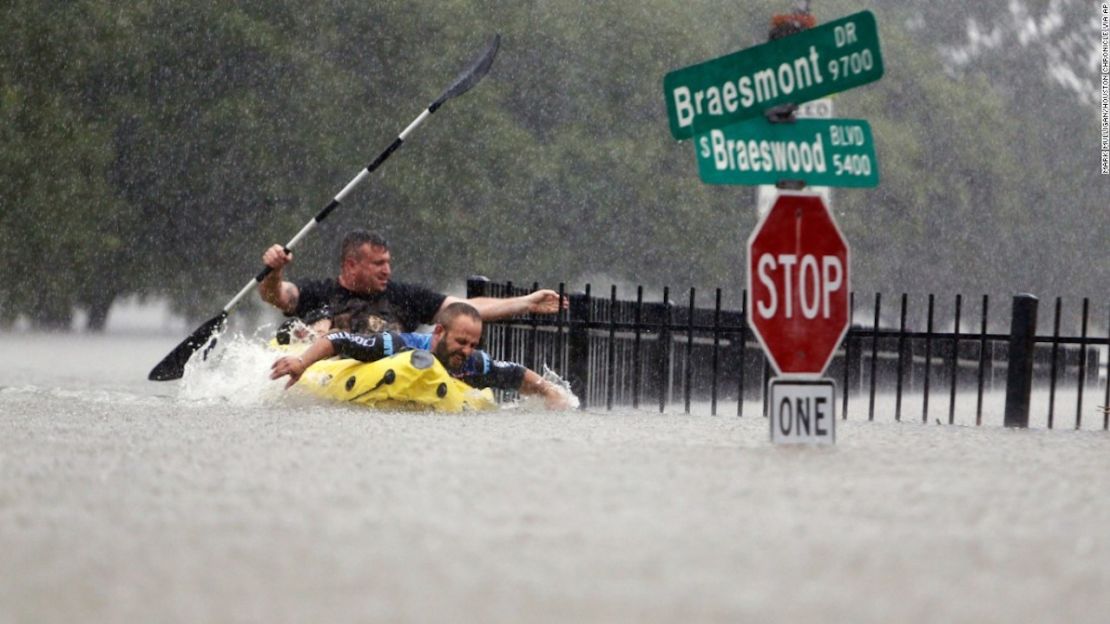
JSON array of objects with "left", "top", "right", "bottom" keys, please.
[{"left": 747, "top": 192, "right": 850, "bottom": 377}]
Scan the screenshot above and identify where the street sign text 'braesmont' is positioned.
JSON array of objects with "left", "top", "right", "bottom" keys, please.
[{"left": 663, "top": 11, "right": 883, "bottom": 140}]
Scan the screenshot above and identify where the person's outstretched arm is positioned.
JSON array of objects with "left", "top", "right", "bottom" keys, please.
[
  {"left": 440, "top": 289, "right": 568, "bottom": 321},
  {"left": 518, "top": 368, "right": 574, "bottom": 410},
  {"left": 271, "top": 331, "right": 404, "bottom": 389},
  {"left": 463, "top": 352, "right": 574, "bottom": 410},
  {"left": 270, "top": 334, "right": 336, "bottom": 388}
]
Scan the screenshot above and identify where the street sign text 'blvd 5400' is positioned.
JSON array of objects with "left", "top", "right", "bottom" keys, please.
[{"left": 696, "top": 118, "right": 878, "bottom": 187}]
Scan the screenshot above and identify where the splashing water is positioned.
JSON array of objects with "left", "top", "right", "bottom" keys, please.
[
  {"left": 502, "top": 364, "right": 581, "bottom": 411},
  {"left": 177, "top": 327, "right": 301, "bottom": 407},
  {"left": 542, "top": 364, "right": 580, "bottom": 410}
]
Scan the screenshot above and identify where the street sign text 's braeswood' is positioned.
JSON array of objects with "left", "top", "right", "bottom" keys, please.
[
  {"left": 663, "top": 11, "right": 883, "bottom": 140},
  {"left": 696, "top": 118, "right": 878, "bottom": 187},
  {"left": 746, "top": 193, "right": 850, "bottom": 377}
]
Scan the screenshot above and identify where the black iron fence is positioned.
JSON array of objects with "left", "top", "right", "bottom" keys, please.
[{"left": 467, "top": 278, "right": 1109, "bottom": 429}]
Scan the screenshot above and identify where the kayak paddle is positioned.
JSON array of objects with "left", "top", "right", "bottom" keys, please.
[{"left": 149, "top": 34, "right": 501, "bottom": 381}]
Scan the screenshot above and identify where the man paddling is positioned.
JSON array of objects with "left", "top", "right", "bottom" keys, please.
[
  {"left": 260, "top": 229, "right": 564, "bottom": 336},
  {"left": 270, "top": 302, "right": 574, "bottom": 410}
]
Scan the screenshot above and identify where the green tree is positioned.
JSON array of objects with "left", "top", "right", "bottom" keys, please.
[{"left": 2, "top": 0, "right": 1104, "bottom": 331}]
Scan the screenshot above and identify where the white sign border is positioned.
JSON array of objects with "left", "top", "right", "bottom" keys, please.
[{"left": 767, "top": 377, "right": 838, "bottom": 445}]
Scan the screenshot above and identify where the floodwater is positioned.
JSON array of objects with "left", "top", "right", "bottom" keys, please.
[{"left": 2, "top": 331, "right": 1109, "bottom": 623}]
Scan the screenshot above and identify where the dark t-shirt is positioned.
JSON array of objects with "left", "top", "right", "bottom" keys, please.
[{"left": 292, "top": 278, "right": 446, "bottom": 333}]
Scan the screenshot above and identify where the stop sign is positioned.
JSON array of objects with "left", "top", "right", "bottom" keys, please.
[{"left": 746, "top": 192, "right": 850, "bottom": 377}]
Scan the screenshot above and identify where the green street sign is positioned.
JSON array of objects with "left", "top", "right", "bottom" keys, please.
[
  {"left": 695, "top": 118, "right": 878, "bottom": 187},
  {"left": 663, "top": 11, "right": 884, "bottom": 140}
]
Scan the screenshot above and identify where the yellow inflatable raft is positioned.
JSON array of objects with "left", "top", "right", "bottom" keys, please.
[{"left": 294, "top": 349, "right": 498, "bottom": 412}]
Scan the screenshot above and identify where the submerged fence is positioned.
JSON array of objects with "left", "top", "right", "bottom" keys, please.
[{"left": 467, "top": 277, "right": 1110, "bottom": 429}]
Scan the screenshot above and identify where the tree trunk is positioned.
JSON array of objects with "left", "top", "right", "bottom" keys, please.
[{"left": 85, "top": 291, "right": 116, "bottom": 332}]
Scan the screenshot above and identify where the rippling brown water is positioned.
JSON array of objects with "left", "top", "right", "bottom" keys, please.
[{"left": 2, "top": 332, "right": 1108, "bottom": 623}]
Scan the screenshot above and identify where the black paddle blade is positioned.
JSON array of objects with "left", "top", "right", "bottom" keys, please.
[
  {"left": 431, "top": 33, "right": 501, "bottom": 111},
  {"left": 148, "top": 312, "right": 228, "bottom": 381}
]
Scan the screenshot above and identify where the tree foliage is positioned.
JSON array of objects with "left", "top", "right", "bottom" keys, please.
[{"left": 1, "top": 0, "right": 1104, "bottom": 329}]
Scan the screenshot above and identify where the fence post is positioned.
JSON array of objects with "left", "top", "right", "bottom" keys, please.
[
  {"left": 1088, "top": 348, "right": 1101, "bottom": 387},
  {"left": 466, "top": 275, "right": 490, "bottom": 299},
  {"left": 847, "top": 326, "right": 863, "bottom": 397},
  {"left": 1004, "top": 294, "right": 1039, "bottom": 428},
  {"left": 567, "top": 292, "right": 591, "bottom": 410},
  {"left": 658, "top": 292, "right": 674, "bottom": 413}
]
